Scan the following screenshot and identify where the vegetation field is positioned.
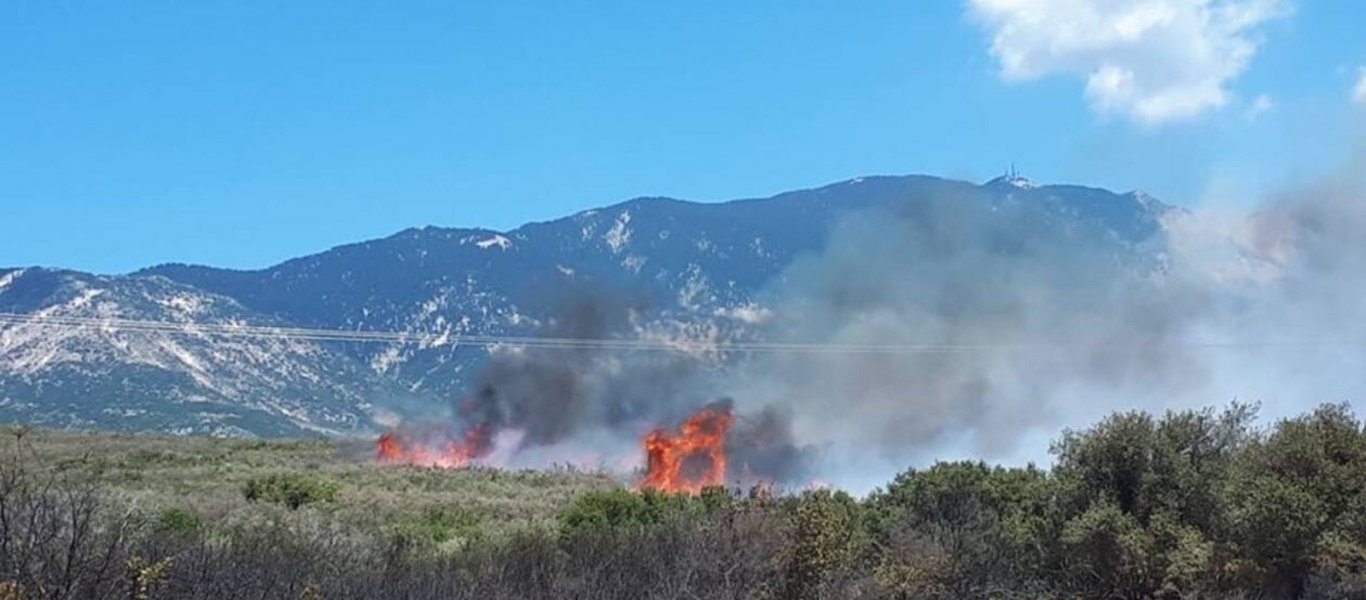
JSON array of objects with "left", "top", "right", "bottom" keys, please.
[
  {"left": 2, "top": 429, "right": 617, "bottom": 543},
  {"left": 3, "top": 403, "right": 1366, "bottom": 599}
]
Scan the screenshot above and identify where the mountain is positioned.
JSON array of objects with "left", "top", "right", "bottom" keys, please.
[
  {"left": 0, "top": 175, "right": 1172, "bottom": 437},
  {"left": 0, "top": 268, "right": 409, "bottom": 435}
]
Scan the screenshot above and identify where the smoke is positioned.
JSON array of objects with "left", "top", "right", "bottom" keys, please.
[
  {"left": 727, "top": 404, "right": 815, "bottom": 485},
  {"left": 384, "top": 149, "right": 1366, "bottom": 494},
  {"left": 718, "top": 152, "right": 1366, "bottom": 491},
  {"left": 717, "top": 188, "right": 1208, "bottom": 490},
  {"left": 1167, "top": 151, "right": 1366, "bottom": 422},
  {"left": 461, "top": 289, "right": 716, "bottom": 459}
]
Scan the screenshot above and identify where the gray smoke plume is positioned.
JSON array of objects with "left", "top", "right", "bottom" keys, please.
[
  {"left": 1164, "top": 150, "right": 1366, "bottom": 424},
  {"left": 717, "top": 152, "right": 1366, "bottom": 491},
  {"left": 727, "top": 404, "right": 815, "bottom": 484},
  {"left": 466, "top": 289, "right": 712, "bottom": 448},
  {"left": 714, "top": 189, "right": 1210, "bottom": 490},
  {"left": 430, "top": 286, "right": 816, "bottom": 481},
  {"left": 397, "top": 149, "right": 1366, "bottom": 493}
]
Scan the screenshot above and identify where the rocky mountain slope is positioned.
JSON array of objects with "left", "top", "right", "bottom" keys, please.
[{"left": 0, "top": 174, "right": 1172, "bottom": 436}]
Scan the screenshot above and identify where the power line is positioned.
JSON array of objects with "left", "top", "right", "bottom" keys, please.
[
  {"left": 0, "top": 312, "right": 976, "bottom": 354},
  {"left": 0, "top": 312, "right": 1361, "bottom": 355}
]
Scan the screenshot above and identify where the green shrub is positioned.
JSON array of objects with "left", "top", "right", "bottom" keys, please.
[
  {"left": 1146, "top": 511, "right": 1215, "bottom": 598},
  {"left": 1059, "top": 500, "right": 1152, "bottom": 597},
  {"left": 1309, "top": 533, "right": 1366, "bottom": 598},
  {"left": 243, "top": 473, "right": 340, "bottom": 510},
  {"left": 556, "top": 487, "right": 712, "bottom": 537},
  {"left": 12, "top": 403, "right": 1366, "bottom": 600},
  {"left": 869, "top": 462, "right": 1053, "bottom": 595},
  {"left": 871, "top": 460, "right": 1051, "bottom": 540},
  {"left": 1052, "top": 404, "right": 1254, "bottom": 527},
  {"left": 391, "top": 506, "right": 483, "bottom": 547},
  {"left": 156, "top": 507, "right": 201, "bottom": 534},
  {"left": 698, "top": 485, "right": 734, "bottom": 513},
  {"left": 786, "top": 489, "right": 860, "bottom": 600},
  {"left": 558, "top": 489, "right": 653, "bottom": 535},
  {"left": 639, "top": 488, "right": 697, "bottom": 519}
]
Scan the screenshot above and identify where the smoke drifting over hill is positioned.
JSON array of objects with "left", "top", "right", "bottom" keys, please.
[
  {"left": 376, "top": 159, "right": 1366, "bottom": 493},
  {"left": 726, "top": 157, "right": 1366, "bottom": 490},
  {"left": 723, "top": 188, "right": 1207, "bottom": 489},
  {"left": 780, "top": 158, "right": 1366, "bottom": 490},
  {"left": 1166, "top": 152, "right": 1366, "bottom": 425}
]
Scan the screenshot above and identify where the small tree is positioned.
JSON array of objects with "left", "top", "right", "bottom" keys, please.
[{"left": 786, "top": 489, "right": 860, "bottom": 600}]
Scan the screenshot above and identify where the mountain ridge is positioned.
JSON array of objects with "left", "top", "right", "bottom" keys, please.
[{"left": 0, "top": 174, "right": 1174, "bottom": 437}]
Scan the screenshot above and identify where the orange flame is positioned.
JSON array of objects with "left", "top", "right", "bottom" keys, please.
[
  {"left": 376, "top": 422, "right": 494, "bottom": 468},
  {"left": 640, "top": 406, "right": 734, "bottom": 494}
]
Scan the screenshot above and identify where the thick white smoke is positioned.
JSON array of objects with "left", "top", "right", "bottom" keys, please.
[
  {"left": 1164, "top": 152, "right": 1366, "bottom": 424},
  {"left": 722, "top": 152, "right": 1366, "bottom": 492}
]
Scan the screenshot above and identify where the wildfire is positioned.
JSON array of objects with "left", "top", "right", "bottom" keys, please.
[
  {"left": 375, "top": 422, "right": 494, "bottom": 468},
  {"left": 640, "top": 405, "right": 734, "bottom": 494},
  {"left": 375, "top": 402, "right": 743, "bottom": 491}
]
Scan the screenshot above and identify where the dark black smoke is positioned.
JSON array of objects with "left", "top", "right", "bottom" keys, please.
[
  {"left": 443, "top": 286, "right": 816, "bottom": 483},
  {"left": 465, "top": 290, "right": 688, "bottom": 444},
  {"left": 727, "top": 405, "right": 814, "bottom": 484}
]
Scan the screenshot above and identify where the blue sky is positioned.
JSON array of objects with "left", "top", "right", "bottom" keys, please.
[{"left": 2, "top": 1, "right": 1363, "bottom": 273}]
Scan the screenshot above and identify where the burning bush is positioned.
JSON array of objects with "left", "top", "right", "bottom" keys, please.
[
  {"left": 640, "top": 405, "right": 734, "bottom": 494},
  {"left": 375, "top": 422, "right": 494, "bottom": 469}
]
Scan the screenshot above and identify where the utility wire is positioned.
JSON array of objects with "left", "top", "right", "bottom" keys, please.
[
  {"left": 0, "top": 312, "right": 977, "bottom": 354},
  {"left": 0, "top": 312, "right": 973, "bottom": 354},
  {"left": 0, "top": 312, "right": 1361, "bottom": 355}
]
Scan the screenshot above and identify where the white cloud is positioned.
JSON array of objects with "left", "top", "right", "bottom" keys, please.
[
  {"left": 1244, "top": 93, "right": 1273, "bottom": 119},
  {"left": 967, "top": 0, "right": 1291, "bottom": 125},
  {"left": 1354, "top": 67, "right": 1366, "bottom": 105}
]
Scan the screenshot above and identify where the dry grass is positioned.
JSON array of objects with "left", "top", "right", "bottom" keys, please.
[{"left": 0, "top": 426, "right": 620, "bottom": 539}]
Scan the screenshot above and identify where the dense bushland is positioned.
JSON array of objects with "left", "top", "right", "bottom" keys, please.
[{"left": 2, "top": 403, "right": 1366, "bottom": 598}]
